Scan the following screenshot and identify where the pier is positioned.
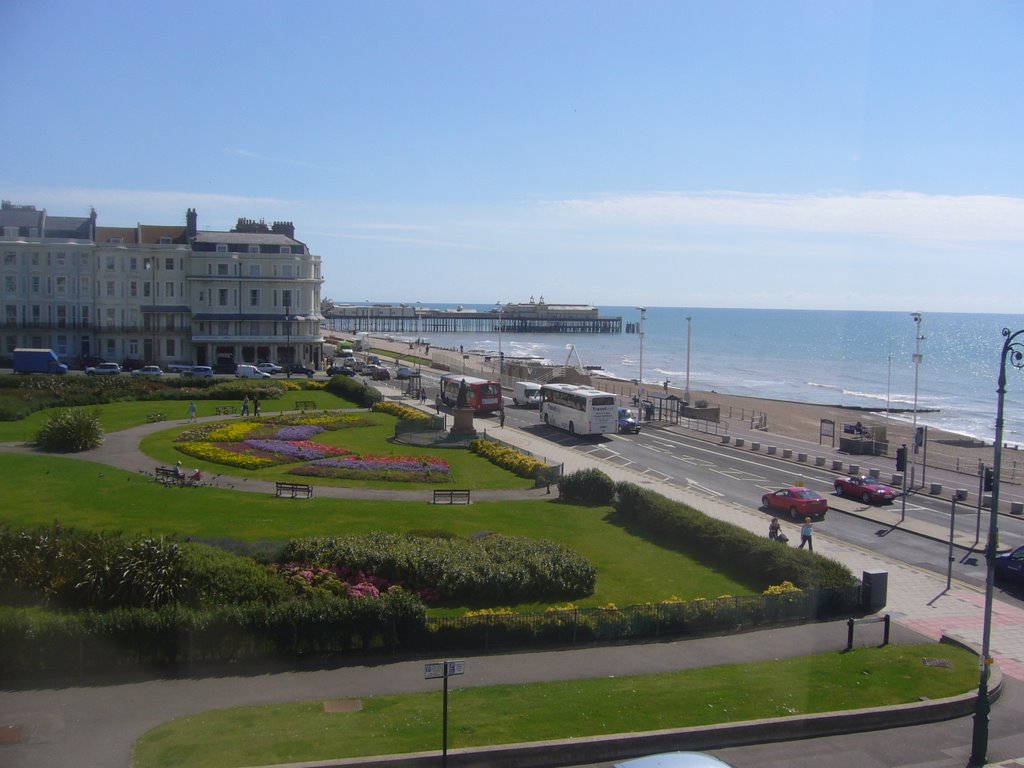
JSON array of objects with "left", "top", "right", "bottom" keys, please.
[{"left": 323, "top": 300, "right": 622, "bottom": 334}]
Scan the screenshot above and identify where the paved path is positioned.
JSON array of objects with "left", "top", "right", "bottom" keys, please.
[{"left": 3, "top": 390, "right": 1024, "bottom": 767}]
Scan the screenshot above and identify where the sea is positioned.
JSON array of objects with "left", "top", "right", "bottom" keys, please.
[{"left": 328, "top": 305, "right": 1024, "bottom": 447}]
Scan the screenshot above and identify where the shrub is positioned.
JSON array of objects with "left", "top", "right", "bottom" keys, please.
[
  {"left": 558, "top": 468, "right": 616, "bottom": 504},
  {"left": 33, "top": 408, "right": 104, "bottom": 452},
  {"left": 470, "top": 439, "right": 547, "bottom": 479}
]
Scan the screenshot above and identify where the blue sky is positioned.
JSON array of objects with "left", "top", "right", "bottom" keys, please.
[{"left": 2, "top": 0, "right": 1023, "bottom": 312}]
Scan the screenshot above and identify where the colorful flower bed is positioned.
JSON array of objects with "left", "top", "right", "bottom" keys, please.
[
  {"left": 174, "top": 413, "right": 450, "bottom": 480},
  {"left": 290, "top": 454, "right": 451, "bottom": 482}
]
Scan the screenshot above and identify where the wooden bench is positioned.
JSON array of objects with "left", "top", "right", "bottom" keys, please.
[
  {"left": 275, "top": 481, "right": 314, "bottom": 499},
  {"left": 215, "top": 405, "right": 236, "bottom": 415},
  {"left": 295, "top": 400, "right": 317, "bottom": 411},
  {"left": 432, "top": 489, "right": 471, "bottom": 505},
  {"left": 155, "top": 466, "right": 185, "bottom": 485}
]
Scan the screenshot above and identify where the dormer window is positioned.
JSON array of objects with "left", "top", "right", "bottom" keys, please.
[
  {"left": 281, "top": 246, "right": 291, "bottom": 254},
  {"left": 109, "top": 236, "right": 123, "bottom": 244},
  {"left": 216, "top": 244, "right": 228, "bottom": 253},
  {"left": 159, "top": 237, "right": 172, "bottom": 245},
  {"left": 248, "top": 244, "right": 259, "bottom": 254}
]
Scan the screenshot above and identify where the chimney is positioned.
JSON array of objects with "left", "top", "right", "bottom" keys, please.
[
  {"left": 271, "top": 220, "right": 295, "bottom": 239},
  {"left": 186, "top": 208, "right": 198, "bottom": 238}
]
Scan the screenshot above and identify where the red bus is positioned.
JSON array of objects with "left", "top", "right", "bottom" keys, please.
[{"left": 439, "top": 374, "right": 502, "bottom": 414}]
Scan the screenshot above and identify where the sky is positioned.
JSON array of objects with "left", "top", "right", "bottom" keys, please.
[{"left": 2, "top": 0, "right": 1023, "bottom": 313}]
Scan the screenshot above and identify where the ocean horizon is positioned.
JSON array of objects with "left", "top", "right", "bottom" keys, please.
[{"left": 329, "top": 304, "right": 1024, "bottom": 447}]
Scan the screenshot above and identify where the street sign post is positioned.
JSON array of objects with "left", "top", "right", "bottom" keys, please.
[{"left": 424, "top": 660, "right": 465, "bottom": 766}]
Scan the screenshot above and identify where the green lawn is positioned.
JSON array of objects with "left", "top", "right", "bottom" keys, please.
[
  {"left": 132, "top": 642, "right": 979, "bottom": 768},
  {"left": 0, "top": 452, "right": 750, "bottom": 608}
]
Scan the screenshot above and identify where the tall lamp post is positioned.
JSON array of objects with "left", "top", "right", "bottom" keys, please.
[
  {"left": 910, "top": 312, "right": 924, "bottom": 490},
  {"left": 685, "top": 315, "right": 692, "bottom": 404},
  {"left": 283, "top": 297, "right": 292, "bottom": 379},
  {"left": 495, "top": 302, "right": 504, "bottom": 385},
  {"left": 970, "top": 326, "right": 1024, "bottom": 766},
  {"left": 637, "top": 307, "right": 646, "bottom": 408}
]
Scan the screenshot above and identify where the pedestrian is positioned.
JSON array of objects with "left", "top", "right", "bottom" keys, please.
[
  {"left": 420, "top": 387, "right": 427, "bottom": 403},
  {"left": 435, "top": 395, "right": 442, "bottom": 414},
  {"left": 799, "top": 517, "right": 814, "bottom": 551},
  {"left": 241, "top": 395, "right": 250, "bottom": 416},
  {"left": 187, "top": 401, "right": 197, "bottom": 422},
  {"left": 499, "top": 408, "right": 506, "bottom": 428},
  {"left": 768, "top": 517, "right": 781, "bottom": 541},
  {"left": 253, "top": 397, "right": 261, "bottom": 417}
]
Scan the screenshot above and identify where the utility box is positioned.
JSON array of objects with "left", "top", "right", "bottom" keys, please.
[{"left": 862, "top": 570, "right": 888, "bottom": 612}]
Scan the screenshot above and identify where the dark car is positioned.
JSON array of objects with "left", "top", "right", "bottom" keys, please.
[
  {"left": 833, "top": 475, "right": 897, "bottom": 504},
  {"left": 287, "top": 363, "right": 315, "bottom": 377},
  {"left": 617, "top": 407, "right": 641, "bottom": 434},
  {"left": 327, "top": 364, "right": 357, "bottom": 376},
  {"left": 369, "top": 365, "right": 391, "bottom": 381},
  {"left": 762, "top": 487, "right": 828, "bottom": 520},
  {"left": 996, "top": 545, "right": 1024, "bottom": 587}
]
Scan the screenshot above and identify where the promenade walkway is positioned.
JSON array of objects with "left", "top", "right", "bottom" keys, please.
[{"left": 3, "top": 385, "right": 1024, "bottom": 767}]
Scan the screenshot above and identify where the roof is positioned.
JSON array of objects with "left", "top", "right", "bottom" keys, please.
[
  {"left": 193, "top": 231, "right": 303, "bottom": 247},
  {"left": 96, "top": 226, "right": 139, "bottom": 244},
  {"left": 44, "top": 216, "right": 92, "bottom": 239}
]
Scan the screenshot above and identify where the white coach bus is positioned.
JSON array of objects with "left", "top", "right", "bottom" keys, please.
[{"left": 539, "top": 383, "right": 618, "bottom": 436}]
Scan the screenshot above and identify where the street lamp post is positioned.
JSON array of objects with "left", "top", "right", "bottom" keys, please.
[
  {"left": 637, "top": 307, "right": 646, "bottom": 410},
  {"left": 910, "top": 312, "right": 924, "bottom": 490},
  {"left": 685, "top": 315, "right": 692, "bottom": 404},
  {"left": 970, "top": 327, "right": 1024, "bottom": 767},
  {"left": 283, "top": 299, "right": 292, "bottom": 379},
  {"left": 496, "top": 302, "right": 504, "bottom": 386}
]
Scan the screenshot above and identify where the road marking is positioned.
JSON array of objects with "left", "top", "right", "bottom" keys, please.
[{"left": 685, "top": 478, "right": 725, "bottom": 497}]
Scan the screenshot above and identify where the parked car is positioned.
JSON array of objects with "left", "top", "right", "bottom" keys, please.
[
  {"left": 131, "top": 365, "right": 164, "bottom": 377},
  {"left": 86, "top": 362, "right": 122, "bottom": 376},
  {"left": 615, "top": 753, "right": 733, "bottom": 768},
  {"left": 182, "top": 365, "right": 214, "bottom": 379},
  {"left": 995, "top": 544, "right": 1024, "bottom": 587},
  {"left": 369, "top": 365, "right": 391, "bottom": 381},
  {"left": 396, "top": 366, "right": 415, "bottom": 379},
  {"left": 834, "top": 475, "right": 897, "bottom": 504},
  {"left": 287, "top": 363, "right": 316, "bottom": 377},
  {"left": 617, "top": 407, "right": 641, "bottom": 434},
  {"left": 327, "top": 364, "right": 357, "bottom": 376},
  {"left": 256, "top": 362, "right": 283, "bottom": 375},
  {"left": 762, "top": 487, "right": 828, "bottom": 520},
  {"left": 120, "top": 358, "right": 147, "bottom": 372},
  {"left": 236, "top": 364, "right": 271, "bottom": 379}
]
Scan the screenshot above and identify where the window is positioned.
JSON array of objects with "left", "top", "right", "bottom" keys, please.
[
  {"left": 130, "top": 257, "right": 138, "bottom": 271},
  {"left": 218, "top": 288, "right": 229, "bottom": 306},
  {"left": 144, "top": 282, "right": 151, "bottom": 298},
  {"left": 281, "top": 264, "right": 293, "bottom": 278},
  {"left": 3, "top": 276, "right": 15, "bottom": 293},
  {"left": 217, "top": 263, "right": 229, "bottom": 276},
  {"left": 281, "top": 246, "right": 291, "bottom": 255},
  {"left": 56, "top": 306, "right": 67, "bottom": 328},
  {"left": 248, "top": 264, "right": 261, "bottom": 277},
  {"left": 165, "top": 316, "right": 175, "bottom": 332},
  {"left": 5, "top": 307, "right": 16, "bottom": 323},
  {"left": 166, "top": 339, "right": 176, "bottom": 356},
  {"left": 130, "top": 281, "right": 137, "bottom": 297},
  {"left": 216, "top": 244, "right": 228, "bottom": 253},
  {"left": 108, "top": 236, "right": 123, "bottom": 244},
  {"left": 248, "top": 244, "right": 259, "bottom": 254},
  {"left": 56, "top": 252, "right": 66, "bottom": 266},
  {"left": 31, "top": 305, "right": 40, "bottom": 322},
  {"left": 164, "top": 257, "right": 174, "bottom": 270},
  {"left": 218, "top": 321, "right": 230, "bottom": 335},
  {"left": 31, "top": 253, "right": 39, "bottom": 266},
  {"left": 164, "top": 282, "right": 174, "bottom": 298},
  {"left": 281, "top": 289, "right": 293, "bottom": 308},
  {"left": 55, "top": 276, "right": 67, "bottom": 296},
  {"left": 31, "top": 276, "right": 40, "bottom": 293},
  {"left": 81, "top": 306, "right": 89, "bottom": 324},
  {"left": 4, "top": 252, "right": 16, "bottom": 265},
  {"left": 249, "top": 288, "right": 259, "bottom": 307},
  {"left": 106, "top": 256, "right": 115, "bottom": 270},
  {"left": 249, "top": 320, "right": 261, "bottom": 336},
  {"left": 80, "top": 276, "right": 89, "bottom": 295},
  {"left": 159, "top": 237, "right": 172, "bottom": 245},
  {"left": 106, "top": 280, "right": 116, "bottom": 298}
]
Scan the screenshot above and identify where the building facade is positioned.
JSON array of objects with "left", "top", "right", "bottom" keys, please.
[{"left": 0, "top": 202, "right": 324, "bottom": 369}]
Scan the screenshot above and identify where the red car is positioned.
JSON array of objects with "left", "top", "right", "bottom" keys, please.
[
  {"left": 834, "top": 475, "right": 897, "bottom": 504},
  {"left": 761, "top": 487, "right": 828, "bottom": 520}
]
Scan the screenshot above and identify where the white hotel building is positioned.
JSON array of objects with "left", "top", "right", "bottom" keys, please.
[{"left": 1, "top": 202, "right": 325, "bottom": 370}]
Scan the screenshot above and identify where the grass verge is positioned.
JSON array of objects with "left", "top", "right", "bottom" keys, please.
[{"left": 132, "top": 642, "right": 978, "bottom": 768}]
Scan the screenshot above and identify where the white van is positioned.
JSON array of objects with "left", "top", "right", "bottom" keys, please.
[
  {"left": 513, "top": 381, "right": 542, "bottom": 407},
  {"left": 235, "top": 364, "right": 271, "bottom": 379}
]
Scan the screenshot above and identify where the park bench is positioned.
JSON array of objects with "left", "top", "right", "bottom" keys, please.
[
  {"left": 215, "top": 405, "right": 236, "bottom": 415},
  {"left": 275, "top": 481, "right": 314, "bottom": 499},
  {"left": 155, "top": 466, "right": 184, "bottom": 485},
  {"left": 432, "top": 489, "right": 471, "bottom": 505},
  {"left": 295, "top": 400, "right": 317, "bottom": 411}
]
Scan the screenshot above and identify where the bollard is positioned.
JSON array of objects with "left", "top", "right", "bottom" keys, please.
[
  {"left": 767, "top": 446, "right": 777, "bottom": 455},
  {"left": 782, "top": 448, "right": 793, "bottom": 459},
  {"left": 869, "top": 468, "right": 880, "bottom": 479},
  {"left": 848, "top": 464, "right": 860, "bottom": 475},
  {"left": 832, "top": 459, "right": 844, "bottom": 471},
  {"left": 721, "top": 436, "right": 731, "bottom": 445},
  {"left": 750, "top": 442, "right": 760, "bottom": 451},
  {"left": 815, "top": 456, "right": 826, "bottom": 466},
  {"left": 734, "top": 438, "right": 745, "bottom": 448},
  {"left": 797, "top": 452, "right": 807, "bottom": 462},
  {"left": 1012, "top": 501, "right": 1024, "bottom": 516},
  {"left": 929, "top": 482, "right": 943, "bottom": 495}
]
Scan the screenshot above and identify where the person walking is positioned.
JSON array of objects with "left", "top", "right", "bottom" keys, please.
[
  {"left": 187, "top": 401, "right": 197, "bottom": 423},
  {"left": 768, "top": 517, "right": 781, "bottom": 541},
  {"left": 435, "top": 395, "right": 442, "bottom": 414},
  {"left": 241, "top": 395, "right": 250, "bottom": 417},
  {"left": 253, "top": 397, "right": 261, "bottom": 417},
  {"left": 799, "top": 517, "right": 814, "bottom": 551}
]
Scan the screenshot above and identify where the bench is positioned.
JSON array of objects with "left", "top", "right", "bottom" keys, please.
[
  {"left": 295, "top": 400, "right": 317, "bottom": 411},
  {"left": 215, "top": 405, "right": 236, "bottom": 415},
  {"left": 275, "top": 481, "right": 314, "bottom": 499},
  {"left": 155, "top": 466, "right": 185, "bottom": 485},
  {"left": 433, "top": 489, "right": 471, "bottom": 505},
  {"left": 146, "top": 412, "right": 166, "bottom": 423}
]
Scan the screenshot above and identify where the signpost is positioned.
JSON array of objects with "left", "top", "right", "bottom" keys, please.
[{"left": 425, "top": 660, "right": 465, "bottom": 766}]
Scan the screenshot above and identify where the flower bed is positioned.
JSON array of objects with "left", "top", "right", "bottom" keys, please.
[{"left": 290, "top": 454, "right": 451, "bottom": 482}]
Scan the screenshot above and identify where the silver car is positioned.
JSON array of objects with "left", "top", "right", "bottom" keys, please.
[{"left": 616, "top": 753, "right": 733, "bottom": 768}]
